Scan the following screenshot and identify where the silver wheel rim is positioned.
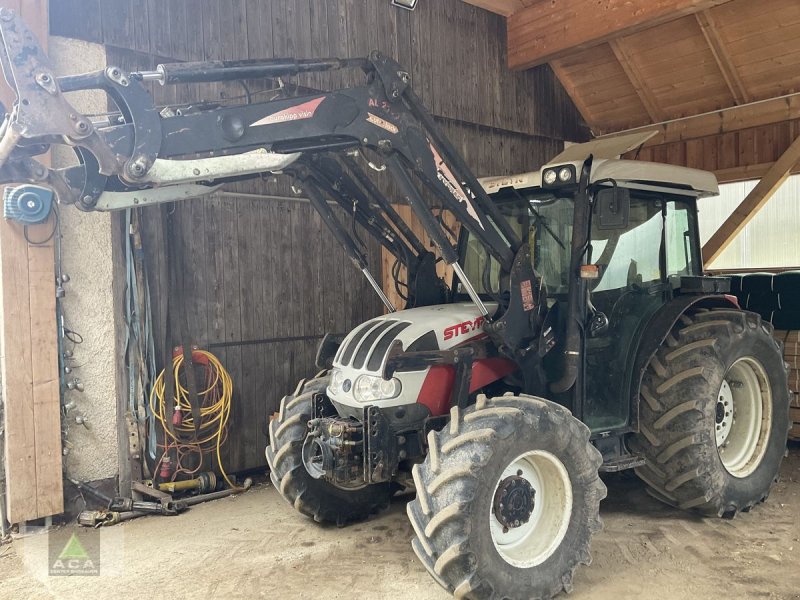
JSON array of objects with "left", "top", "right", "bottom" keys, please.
[
  {"left": 716, "top": 357, "right": 772, "bottom": 478},
  {"left": 489, "top": 450, "right": 573, "bottom": 568}
]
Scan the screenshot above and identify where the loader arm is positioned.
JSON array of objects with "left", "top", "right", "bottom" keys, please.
[{"left": 0, "top": 8, "right": 542, "bottom": 355}]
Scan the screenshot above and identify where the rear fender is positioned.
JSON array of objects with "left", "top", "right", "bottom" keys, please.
[{"left": 627, "top": 294, "right": 739, "bottom": 431}]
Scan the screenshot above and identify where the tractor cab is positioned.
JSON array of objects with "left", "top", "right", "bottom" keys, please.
[{"left": 473, "top": 153, "right": 719, "bottom": 433}]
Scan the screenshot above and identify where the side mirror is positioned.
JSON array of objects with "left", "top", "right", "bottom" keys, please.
[{"left": 596, "top": 186, "right": 630, "bottom": 230}]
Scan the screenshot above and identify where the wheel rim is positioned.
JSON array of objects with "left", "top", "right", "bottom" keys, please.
[
  {"left": 716, "top": 357, "right": 773, "bottom": 478},
  {"left": 489, "top": 450, "right": 573, "bottom": 568}
]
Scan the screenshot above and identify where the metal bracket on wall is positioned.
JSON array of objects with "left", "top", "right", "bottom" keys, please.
[{"left": 126, "top": 412, "right": 143, "bottom": 484}]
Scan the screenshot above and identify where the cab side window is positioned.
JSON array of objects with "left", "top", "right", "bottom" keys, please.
[{"left": 665, "top": 201, "right": 698, "bottom": 278}]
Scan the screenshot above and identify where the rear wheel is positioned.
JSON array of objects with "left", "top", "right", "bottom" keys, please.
[
  {"left": 266, "top": 376, "right": 391, "bottom": 525},
  {"left": 632, "top": 309, "right": 790, "bottom": 517},
  {"left": 407, "top": 394, "right": 605, "bottom": 599}
]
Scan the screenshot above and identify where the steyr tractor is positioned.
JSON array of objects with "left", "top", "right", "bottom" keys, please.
[{"left": 0, "top": 11, "right": 789, "bottom": 600}]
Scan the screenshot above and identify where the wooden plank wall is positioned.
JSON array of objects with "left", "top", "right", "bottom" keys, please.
[
  {"left": 136, "top": 197, "right": 383, "bottom": 474},
  {"left": 628, "top": 119, "right": 800, "bottom": 183},
  {"left": 50, "top": 0, "right": 583, "bottom": 140},
  {"left": 53, "top": 1, "right": 580, "bottom": 474},
  {"left": 0, "top": 0, "right": 63, "bottom": 523}
]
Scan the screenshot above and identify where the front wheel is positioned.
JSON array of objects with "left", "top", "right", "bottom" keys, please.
[
  {"left": 266, "top": 376, "right": 391, "bottom": 525},
  {"left": 407, "top": 394, "right": 606, "bottom": 600}
]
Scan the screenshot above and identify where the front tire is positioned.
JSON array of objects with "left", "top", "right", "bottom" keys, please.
[
  {"left": 631, "top": 309, "right": 790, "bottom": 517},
  {"left": 266, "top": 376, "right": 391, "bottom": 525},
  {"left": 407, "top": 394, "right": 606, "bottom": 600}
]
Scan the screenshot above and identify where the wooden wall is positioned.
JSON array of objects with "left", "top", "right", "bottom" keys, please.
[
  {"left": 52, "top": 1, "right": 581, "bottom": 473},
  {"left": 50, "top": 0, "right": 583, "bottom": 140},
  {"left": 136, "top": 195, "right": 383, "bottom": 474},
  {"left": 627, "top": 119, "right": 800, "bottom": 183}
]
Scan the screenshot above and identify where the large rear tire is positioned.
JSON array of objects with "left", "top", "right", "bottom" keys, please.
[
  {"left": 631, "top": 309, "right": 790, "bottom": 517},
  {"left": 407, "top": 394, "right": 605, "bottom": 600},
  {"left": 266, "top": 376, "right": 391, "bottom": 525}
]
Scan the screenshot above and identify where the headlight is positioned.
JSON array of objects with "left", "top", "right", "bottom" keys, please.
[
  {"left": 353, "top": 374, "right": 402, "bottom": 403},
  {"left": 329, "top": 369, "right": 346, "bottom": 394},
  {"left": 542, "top": 164, "right": 576, "bottom": 187}
]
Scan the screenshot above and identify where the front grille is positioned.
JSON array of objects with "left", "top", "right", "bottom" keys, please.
[
  {"left": 352, "top": 321, "right": 396, "bottom": 369},
  {"left": 338, "top": 318, "right": 410, "bottom": 372},
  {"left": 367, "top": 322, "right": 411, "bottom": 371},
  {"left": 338, "top": 320, "right": 377, "bottom": 365}
]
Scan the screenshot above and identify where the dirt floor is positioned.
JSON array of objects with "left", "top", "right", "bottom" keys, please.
[{"left": 1, "top": 445, "right": 799, "bottom": 599}]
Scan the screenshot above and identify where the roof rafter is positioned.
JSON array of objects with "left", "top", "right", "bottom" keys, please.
[
  {"left": 460, "top": 0, "right": 524, "bottom": 17},
  {"left": 609, "top": 38, "right": 668, "bottom": 123},
  {"left": 695, "top": 9, "right": 751, "bottom": 105},
  {"left": 599, "top": 93, "right": 800, "bottom": 146},
  {"left": 548, "top": 59, "right": 599, "bottom": 132},
  {"left": 714, "top": 161, "right": 800, "bottom": 184}
]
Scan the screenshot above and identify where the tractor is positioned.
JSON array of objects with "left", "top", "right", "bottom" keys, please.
[
  {"left": 0, "top": 11, "right": 789, "bottom": 599},
  {"left": 268, "top": 139, "right": 790, "bottom": 598}
]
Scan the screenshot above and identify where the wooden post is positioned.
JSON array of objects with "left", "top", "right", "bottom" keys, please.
[
  {"left": 0, "top": 0, "right": 63, "bottom": 523},
  {"left": 702, "top": 134, "right": 800, "bottom": 267}
]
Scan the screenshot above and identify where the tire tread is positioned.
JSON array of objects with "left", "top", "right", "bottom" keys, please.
[
  {"left": 408, "top": 395, "right": 605, "bottom": 600},
  {"left": 634, "top": 308, "right": 790, "bottom": 517}
]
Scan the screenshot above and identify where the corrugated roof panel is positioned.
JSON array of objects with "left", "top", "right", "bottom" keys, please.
[{"left": 699, "top": 174, "right": 800, "bottom": 269}]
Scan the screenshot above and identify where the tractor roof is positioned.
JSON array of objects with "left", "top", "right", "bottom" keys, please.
[{"left": 480, "top": 131, "right": 719, "bottom": 198}]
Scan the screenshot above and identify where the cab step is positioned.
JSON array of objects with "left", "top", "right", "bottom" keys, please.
[{"left": 599, "top": 454, "right": 646, "bottom": 472}]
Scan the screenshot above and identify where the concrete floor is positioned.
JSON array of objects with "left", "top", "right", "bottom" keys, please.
[{"left": 1, "top": 445, "right": 799, "bottom": 599}]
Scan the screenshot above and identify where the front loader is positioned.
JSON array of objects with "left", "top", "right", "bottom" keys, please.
[{"left": 0, "top": 11, "right": 790, "bottom": 599}]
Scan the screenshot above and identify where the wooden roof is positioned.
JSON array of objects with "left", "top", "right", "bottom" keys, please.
[
  {"left": 463, "top": 0, "right": 800, "bottom": 137},
  {"left": 462, "top": 0, "right": 800, "bottom": 265}
]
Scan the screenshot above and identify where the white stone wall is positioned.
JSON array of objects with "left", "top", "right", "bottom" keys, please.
[{"left": 50, "top": 37, "right": 119, "bottom": 482}]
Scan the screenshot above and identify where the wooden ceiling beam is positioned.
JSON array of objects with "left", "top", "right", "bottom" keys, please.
[
  {"left": 714, "top": 162, "right": 800, "bottom": 184},
  {"left": 695, "top": 10, "right": 751, "bottom": 105},
  {"left": 600, "top": 93, "right": 800, "bottom": 146},
  {"left": 507, "top": 0, "right": 734, "bottom": 70},
  {"left": 608, "top": 39, "right": 668, "bottom": 122},
  {"left": 549, "top": 59, "right": 598, "bottom": 132},
  {"left": 703, "top": 134, "right": 800, "bottom": 266},
  {"left": 460, "top": 0, "right": 525, "bottom": 17}
]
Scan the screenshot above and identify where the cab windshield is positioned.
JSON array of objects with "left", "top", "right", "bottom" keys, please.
[
  {"left": 460, "top": 190, "right": 574, "bottom": 297},
  {"left": 459, "top": 187, "right": 701, "bottom": 298}
]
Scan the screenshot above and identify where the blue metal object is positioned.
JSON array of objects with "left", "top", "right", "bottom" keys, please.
[{"left": 3, "top": 184, "right": 54, "bottom": 224}]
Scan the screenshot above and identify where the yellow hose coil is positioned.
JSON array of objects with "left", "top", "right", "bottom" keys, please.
[{"left": 149, "top": 349, "right": 239, "bottom": 489}]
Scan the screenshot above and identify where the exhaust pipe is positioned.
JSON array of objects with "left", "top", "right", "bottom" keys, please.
[{"left": 550, "top": 156, "right": 593, "bottom": 394}]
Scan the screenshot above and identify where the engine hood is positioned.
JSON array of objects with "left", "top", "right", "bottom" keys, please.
[
  {"left": 333, "top": 302, "right": 495, "bottom": 374},
  {"left": 328, "top": 302, "right": 496, "bottom": 410}
]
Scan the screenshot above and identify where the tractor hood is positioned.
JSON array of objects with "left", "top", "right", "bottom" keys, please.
[{"left": 328, "top": 302, "right": 495, "bottom": 409}]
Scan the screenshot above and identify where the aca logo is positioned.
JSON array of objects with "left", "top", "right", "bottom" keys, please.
[{"left": 49, "top": 531, "right": 99, "bottom": 576}]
